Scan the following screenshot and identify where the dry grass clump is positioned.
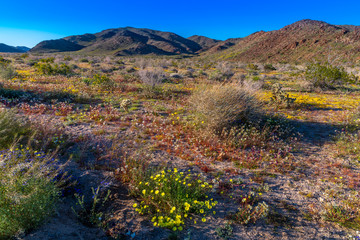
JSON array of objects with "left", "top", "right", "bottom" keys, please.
[
  {"left": 138, "top": 69, "right": 165, "bottom": 86},
  {"left": 189, "top": 81, "right": 262, "bottom": 134},
  {"left": 0, "top": 109, "right": 31, "bottom": 149}
]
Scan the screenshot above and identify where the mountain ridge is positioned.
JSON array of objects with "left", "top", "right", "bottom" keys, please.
[
  {"left": 0, "top": 43, "right": 30, "bottom": 53},
  {"left": 203, "top": 19, "right": 360, "bottom": 63},
  {"left": 29, "top": 19, "right": 360, "bottom": 63},
  {"left": 31, "top": 27, "right": 204, "bottom": 55}
]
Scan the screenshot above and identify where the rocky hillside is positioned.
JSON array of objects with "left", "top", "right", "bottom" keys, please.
[
  {"left": 0, "top": 43, "right": 29, "bottom": 53},
  {"left": 202, "top": 19, "right": 360, "bottom": 63},
  {"left": 30, "top": 27, "right": 209, "bottom": 56},
  {"left": 187, "top": 35, "right": 220, "bottom": 51}
]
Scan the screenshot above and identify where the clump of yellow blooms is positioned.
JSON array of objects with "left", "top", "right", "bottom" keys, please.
[{"left": 132, "top": 168, "right": 217, "bottom": 230}]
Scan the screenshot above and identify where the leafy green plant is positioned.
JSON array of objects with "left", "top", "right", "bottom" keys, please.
[
  {"left": 305, "top": 63, "right": 358, "bottom": 89},
  {"left": 0, "top": 147, "right": 61, "bottom": 239},
  {"left": 216, "top": 222, "right": 234, "bottom": 239},
  {"left": 322, "top": 204, "right": 358, "bottom": 228}
]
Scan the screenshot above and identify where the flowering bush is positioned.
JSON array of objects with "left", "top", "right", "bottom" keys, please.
[{"left": 132, "top": 168, "right": 217, "bottom": 231}]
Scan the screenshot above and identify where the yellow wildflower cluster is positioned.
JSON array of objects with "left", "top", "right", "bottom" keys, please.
[
  {"left": 133, "top": 168, "right": 217, "bottom": 230},
  {"left": 65, "top": 85, "right": 79, "bottom": 94},
  {"left": 261, "top": 91, "right": 360, "bottom": 110}
]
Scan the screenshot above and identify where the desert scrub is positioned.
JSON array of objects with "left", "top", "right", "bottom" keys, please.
[
  {"left": 189, "top": 82, "right": 262, "bottom": 134},
  {"left": 131, "top": 168, "right": 217, "bottom": 231},
  {"left": 229, "top": 191, "right": 269, "bottom": 225},
  {"left": 0, "top": 147, "right": 61, "bottom": 238},
  {"left": 0, "top": 64, "right": 17, "bottom": 80},
  {"left": 138, "top": 69, "right": 165, "bottom": 98},
  {"left": 334, "top": 131, "right": 360, "bottom": 162},
  {"left": 209, "top": 62, "right": 234, "bottom": 81},
  {"left": 305, "top": 63, "right": 358, "bottom": 89},
  {"left": 308, "top": 187, "right": 360, "bottom": 230},
  {"left": 34, "top": 62, "right": 72, "bottom": 76},
  {"left": 82, "top": 74, "right": 114, "bottom": 90},
  {"left": 0, "top": 109, "right": 31, "bottom": 149}
]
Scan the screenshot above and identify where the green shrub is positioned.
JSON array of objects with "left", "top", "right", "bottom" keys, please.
[
  {"left": 39, "top": 57, "right": 55, "bottom": 63},
  {"left": 34, "top": 62, "right": 72, "bottom": 76},
  {"left": 63, "top": 56, "right": 73, "bottom": 61},
  {"left": 0, "top": 147, "right": 60, "bottom": 238},
  {"left": 0, "top": 57, "right": 11, "bottom": 66},
  {"left": 264, "top": 64, "right": 276, "bottom": 71},
  {"left": 0, "top": 109, "right": 31, "bottom": 150},
  {"left": 0, "top": 64, "right": 17, "bottom": 80},
  {"left": 305, "top": 63, "right": 358, "bottom": 89},
  {"left": 82, "top": 74, "right": 114, "bottom": 90},
  {"left": 247, "top": 63, "right": 259, "bottom": 71}
]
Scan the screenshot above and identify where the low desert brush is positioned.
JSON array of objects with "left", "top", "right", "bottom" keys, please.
[
  {"left": 138, "top": 69, "right": 166, "bottom": 98},
  {"left": 0, "top": 146, "right": 63, "bottom": 239},
  {"left": 229, "top": 191, "right": 269, "bottom": 225},
  {"left": 0, "top": 109, "right": 31, "bottom": 150},
  {"left": 189, "top": 82, "right": 262, "bottom": 134}
]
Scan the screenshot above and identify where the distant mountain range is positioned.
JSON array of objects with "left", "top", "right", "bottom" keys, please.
[
  {"left": 6, "top": 19, "right": 360, "bottom": 63},
  {"left": 0, "top": 43, "right": 30, "bottom": 53},
  {"left": 30, "top": 27, "right": 219, "bottom": 55}
]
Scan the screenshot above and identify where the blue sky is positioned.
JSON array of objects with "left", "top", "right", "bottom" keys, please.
[{"left": 1, "top": 0, "right": 360, "bottom": 47}]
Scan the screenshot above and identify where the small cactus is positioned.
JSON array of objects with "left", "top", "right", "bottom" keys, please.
[
  {"left": 270, "top": 83, "right": 295, "bottom": 108},
  {"left": 120, "top": 99, "right": 132, "bottom": 112}
]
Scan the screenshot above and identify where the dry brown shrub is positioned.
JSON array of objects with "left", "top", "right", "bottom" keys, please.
[{"left": 189, "top": 81, "right": 262, "bottom": 134}]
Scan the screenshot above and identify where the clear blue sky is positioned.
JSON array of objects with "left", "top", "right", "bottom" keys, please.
[{"left": 1, "top": 0, "right": 360, "bottom": 47}]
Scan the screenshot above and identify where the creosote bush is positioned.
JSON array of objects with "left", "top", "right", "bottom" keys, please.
[
  {"left": 305, "top": 63, "right": 358, "bottom": 89},
  {"left": 190, "top": 82, "right": 262, "bottom": 134},
  {"left": 34, "top": 62, "right": 72, "bottom": 76}
]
